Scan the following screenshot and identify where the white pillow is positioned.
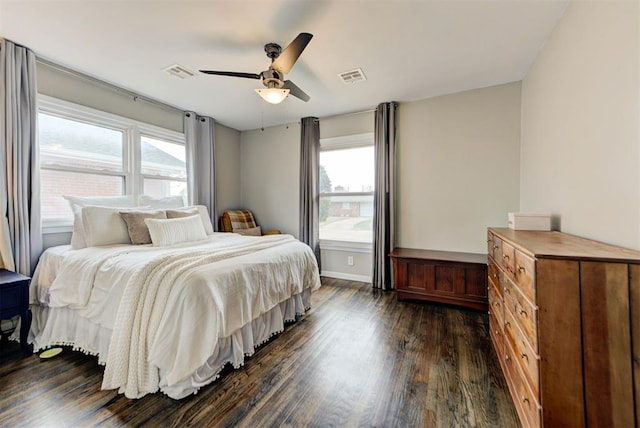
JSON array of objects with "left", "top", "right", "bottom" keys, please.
[
  {"left": 145, "top": 215, "right": 207, "bottom": 247},
  {"left": 138, "top": 195, "right": 185, "bottom": 209},
  {"left": 69, "top": 204, "right": 87, "bottom": 249},
  {"left": 64, "top": 195, "right": 137, "bottom": 249},
  {"left": 166, "top": 205, "right": 214, "bottom": 235},
  {"left": 82, "top": 206, "right": 150, "bottom": 247}
]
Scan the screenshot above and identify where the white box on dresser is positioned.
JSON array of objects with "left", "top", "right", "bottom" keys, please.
[{"left": 507, "top": 213, "right": 551, "bottom": 231}]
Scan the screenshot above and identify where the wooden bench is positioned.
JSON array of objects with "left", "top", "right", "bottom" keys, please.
[{"left": 390, "top": 248, "right": 488, "bottom": 311}]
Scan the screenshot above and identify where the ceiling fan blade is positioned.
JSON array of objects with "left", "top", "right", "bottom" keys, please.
[
  {"left": 272, "top": 33, "right": 313, "bottom": 74},
  {"left": 283, "top": 80, "right": 310, "bottom": 102},
  {"left": 199, "top": 70, "right": 261, "bottom": 80}
]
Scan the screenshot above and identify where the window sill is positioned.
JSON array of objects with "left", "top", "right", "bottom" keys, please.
[
  {"left": 42, "top": 224, "right": 73, "bottom": 234},
  {"left": 319, "top": 240, "right": 372, "bottom": 253}
]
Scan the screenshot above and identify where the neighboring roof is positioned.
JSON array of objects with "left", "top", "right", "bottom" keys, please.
[{"left": 323, "top": 195, "right": 373, "bottom": 204}]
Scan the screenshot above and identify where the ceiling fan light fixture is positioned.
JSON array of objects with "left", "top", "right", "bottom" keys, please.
[{"left": 255, "top": 87, "right": 290, "bottom": 104}]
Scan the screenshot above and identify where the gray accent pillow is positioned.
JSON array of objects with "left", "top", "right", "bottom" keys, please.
[
  {"left": 120, "top": 210, "right": 167, "bottom": 245},
  {"left": 165, "top": 208, "right": 199, "bottom": 219}
]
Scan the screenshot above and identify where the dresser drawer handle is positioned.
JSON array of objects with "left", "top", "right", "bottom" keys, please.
[
  {"left": 505, "top": 321, "right": 511, "bottom": 328},
  {"left": 519, "top": 308, "right": 528, "bottom": 318},
  {"left": 503, "top": 254, "right": 510, "bottom": 260},
  {"left": 517, "top": 265, "right": 525, "bottom": 273},
  {"left": 520, "top": 352, "right": 528, "bottom": 361},
  {"left": 521, "top": 396, "right": 529, "bottom": 404},
  {"left": 493, "top": 245, "right": 499, "bottom": 250},
  {"left": 505, "top": 354, "right": 510, "bottom": 361},
  {"left": 504, "top": 287, "right": 511, "bottom": 294}
]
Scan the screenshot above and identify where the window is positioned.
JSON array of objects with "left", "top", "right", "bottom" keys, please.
[
  {"left": 319, "top": 133, "right": 374, "bottom": 243},
  {"left": 140, "top": 135, "right": 187, "bottom": 199},
  {"left": 38, "top": 96, "right": 186, "bottom": 228}
]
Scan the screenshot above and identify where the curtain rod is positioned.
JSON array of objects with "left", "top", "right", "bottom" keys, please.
[
  {"left": 36, "top": 57, "right": 184, "bottom": 114},
  {"left": 319, "top": 108, "right": 376, "bottom": 121}
]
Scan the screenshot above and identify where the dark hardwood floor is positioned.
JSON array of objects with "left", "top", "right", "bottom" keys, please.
[{"left": 0, "top": 277, "right": 519, "bottom": 427}]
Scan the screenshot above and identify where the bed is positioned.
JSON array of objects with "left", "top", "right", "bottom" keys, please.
[{"left": 29, "top": 206, "right": 321, "bottom": 399}]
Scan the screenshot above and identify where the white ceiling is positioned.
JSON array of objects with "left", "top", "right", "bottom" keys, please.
[{"left": 1, "top": 0, "right": 568, "bottom": 131}]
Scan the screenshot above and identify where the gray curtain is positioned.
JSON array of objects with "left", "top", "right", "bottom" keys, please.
[
  {"left": 372, "top": 102, "right": 397, "bottom": 290},
  {"left": 299, "top": 116, "right": 320, "bottom": 264},
  {"left": 184, "top": 112, "right": 217, "bottom": 230},
  {"left": 0, "top": 39, "right": 42, "bottom": 276}
]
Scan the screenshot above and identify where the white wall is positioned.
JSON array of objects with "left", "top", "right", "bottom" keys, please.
[
  {"left": 215, "top": 124, "right": 241, "bottom": 217},
  {"left": 37, "top": 61, "right": 183, "bottom": 132},
  {"left": 319, "top": 244, "right": 372, "bottom": 282},
  {"left": 320, "top": 111, "right": 374, "bottom": 139},
  {"left": 239, "top": 85, "right": 520, "bottom": 279},
  {"left": 397, "top": 82, "right": 521, "bottom": 254},
  {"left": 240, "top": 123, "right": 301, "bottom": 237},
  {"left": 520, "top": 0, "right": 639, "bottom": 250}
]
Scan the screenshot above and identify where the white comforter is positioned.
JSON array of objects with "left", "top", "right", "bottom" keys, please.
[{"left": 32, "top": 233, "right": 321, "bottom": 398}]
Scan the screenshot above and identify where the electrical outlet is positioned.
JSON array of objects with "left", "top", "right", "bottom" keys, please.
[{"left": 347, "top": 256, "right": 354, "bottom": 266}]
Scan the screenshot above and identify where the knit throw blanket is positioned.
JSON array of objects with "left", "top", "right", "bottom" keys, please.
[{"left": 101, "top": 234, "right": 311, "bottom": 398}]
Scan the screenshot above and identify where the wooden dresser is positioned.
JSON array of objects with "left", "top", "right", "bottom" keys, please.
[{"left": 487, "top": 227, "right": 640, "bottom": 427}]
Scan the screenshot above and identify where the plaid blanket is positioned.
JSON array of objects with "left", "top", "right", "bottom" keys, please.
[{"left": 220, "top": 210, "right": 257, "bottom": 232}]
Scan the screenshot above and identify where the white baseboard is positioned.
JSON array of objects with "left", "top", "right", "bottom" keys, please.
[{"left": 321, "top": 270, "right": 371, "bottom": 283}]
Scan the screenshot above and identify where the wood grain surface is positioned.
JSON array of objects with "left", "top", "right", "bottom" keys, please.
[
  {"left": 581, "top": 262, "right": 635, "bottom": 427},
  {"left": 489, "top": 228, "right": 640, "bottom": 262},
  {"left": 0, "top": 277, "right": 519, "bottom": 427}
]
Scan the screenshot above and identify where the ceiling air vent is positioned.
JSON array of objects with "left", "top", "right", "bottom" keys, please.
[
  {"left": 163, "top": 64, "right": 196, "bottom": 79},
  {"left": 338, "top": 68, "right": 366, "bottom": 84}
]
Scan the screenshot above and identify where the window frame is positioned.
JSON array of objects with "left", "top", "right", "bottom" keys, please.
[
  {"left": 38, "top": 95, "right": 186, "bottom": 232},
  {"left": 319, "top": 132, "right": 375, "bottom": 250}
]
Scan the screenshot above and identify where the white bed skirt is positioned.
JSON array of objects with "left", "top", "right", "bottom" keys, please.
[{"left": 30, "top": 288, "right": 312, "bottom": 399}]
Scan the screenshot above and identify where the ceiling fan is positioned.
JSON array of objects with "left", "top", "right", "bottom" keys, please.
[{"left": 200, "top": 32, "right": 313, "bottom": 104}]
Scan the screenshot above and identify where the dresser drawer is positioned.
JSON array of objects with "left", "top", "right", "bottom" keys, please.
[
  {"left": 488, "top": 280, "right": 503, "bottom": 321},
  {"left": 0, "top": 283, "right": 21, "bottom": 308},
  {"left": 488, "top": 231, "right": 502, "bottom": 262},
  {"left": 489, "top": 308, "right": 504, "bottom": 360},
  {"left": 0, "top": 283, "right": 25, "bottom": 319},
  {"left": 501, "top": 241, "right": 516, "bottom": 279},
  {"left": 504, "top": 338, "right": 542, "bottom": 428},
  {"left": 504, "top": 277, "right": 538, "bottom": 353},
  {"left": 504, "top": 306, "right": 540, "bottom": 398},
  {"left": 515, "top": 251, "right": 535, "bottom": 303},
  {"left": 487, "top": 230, "right": 495, "bottom": 259},
  {"left": 492, "top": 236, "right": 504, "bottom": 267},
  {"left": 488, "top": 260, "right": 502, "bottom": 298}
]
